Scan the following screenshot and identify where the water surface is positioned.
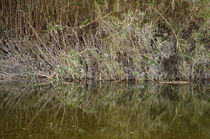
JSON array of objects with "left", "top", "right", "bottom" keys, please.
[{"left": 0, "top": 82, "right": 209, "bottom": 139}]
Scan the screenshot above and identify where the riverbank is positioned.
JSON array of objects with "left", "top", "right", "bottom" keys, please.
[{"left": 0, "top": 0, "right": 209, "bottom": 82}]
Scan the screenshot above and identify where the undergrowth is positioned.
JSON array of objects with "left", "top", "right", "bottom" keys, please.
[{"left": 0, "top": 0, "right": 209, "bottom": 81}]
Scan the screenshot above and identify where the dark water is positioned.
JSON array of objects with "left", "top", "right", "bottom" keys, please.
[{"left": 0, "top": 82, "right": 209, "bottom": 139}]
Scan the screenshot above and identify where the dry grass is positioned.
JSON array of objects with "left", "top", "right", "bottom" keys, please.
[{"left": 0, "top": 0, "right": 209, "bottom": 81}]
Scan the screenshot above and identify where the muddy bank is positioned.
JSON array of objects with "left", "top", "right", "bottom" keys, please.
[
  {"left": 0, "top": 58, "right": 29, "bottom": 80},
  {"left": 0, "top": 20, "right": 209, "bottom": 82},
  {"left": 0, "top": 37, "right": 209, "bottom": 82}
]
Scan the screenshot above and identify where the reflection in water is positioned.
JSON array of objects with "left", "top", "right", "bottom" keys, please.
[{"left": 0, "top": 82, "right": 209, "bottom": 139}]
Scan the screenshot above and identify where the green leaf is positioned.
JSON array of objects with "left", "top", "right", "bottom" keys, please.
[
  {"left": 94, "top": 0, "right": 98, "bottom": 7},
  {"left": 142, "top": 56, "right": 149, "bottom": 61}
]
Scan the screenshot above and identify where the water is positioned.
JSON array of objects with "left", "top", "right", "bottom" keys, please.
[{"left": 0, "top": 81, "right": 209, "bottom": 139}]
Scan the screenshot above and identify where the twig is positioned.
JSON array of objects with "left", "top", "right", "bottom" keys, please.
[
  {"left": 20, "top": 9, "right": 55, "bottom": 68},
  {"left": 150, "top": 7, "right": 180, "bottom": 51},
  {"left": 159, "top": 81, "right": 188, "bottom": 84}
]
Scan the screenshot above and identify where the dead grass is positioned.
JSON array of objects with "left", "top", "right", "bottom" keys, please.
[{"left": 0, "top": 0, "right": 209, "bottom": 81}]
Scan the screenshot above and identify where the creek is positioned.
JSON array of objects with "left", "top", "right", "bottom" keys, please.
[{"left": 0, "top": 81, "right": 209, "bottom": 139}]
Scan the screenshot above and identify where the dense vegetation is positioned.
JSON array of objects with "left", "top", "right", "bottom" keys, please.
[{"left": 0, "top": 0, "right": 209, "bottom": 81}]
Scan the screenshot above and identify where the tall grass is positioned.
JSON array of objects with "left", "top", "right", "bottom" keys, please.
[
  {"left": 0, "top": 0, "right": 209, "bottom": 81},
  {"left": 1, "top": 0, "right": 207, "bottom": 34}
]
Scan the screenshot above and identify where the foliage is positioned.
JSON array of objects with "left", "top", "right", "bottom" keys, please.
[{"left": 0, "top": 0, "right": 209, "bottom": 81}]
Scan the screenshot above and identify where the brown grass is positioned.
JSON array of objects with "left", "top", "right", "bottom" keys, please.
[{"left": 0, "top": 0, "right": 209, "bottom": 81}]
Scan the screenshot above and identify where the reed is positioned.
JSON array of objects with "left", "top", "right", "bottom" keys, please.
[
  {"left": 0, "top": 0, "right": 209, "bottom": 81},
  {"left": 1, "top": 0, "right": 207, "bottom": 35}
]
